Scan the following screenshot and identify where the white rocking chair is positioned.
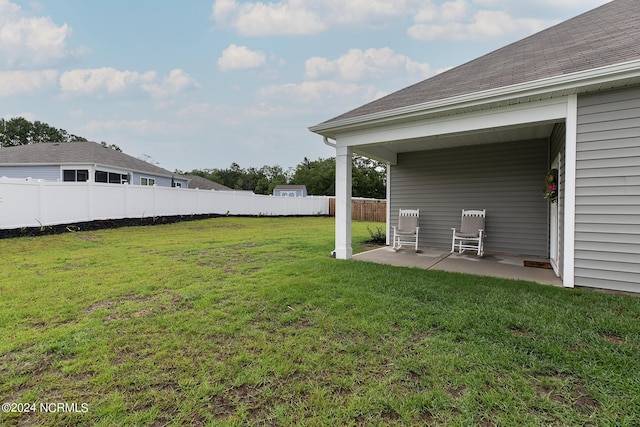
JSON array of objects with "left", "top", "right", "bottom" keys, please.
[
  {"left": 392, "top": 209, "right": 420, "bottom": 252},
  {"left": 451, "top": 209, "right": 486, "bottom": 256}
]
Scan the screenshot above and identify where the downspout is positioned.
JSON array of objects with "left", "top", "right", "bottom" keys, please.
[{"left": 323, "top": 136, "right": 337, "bottom": 148}]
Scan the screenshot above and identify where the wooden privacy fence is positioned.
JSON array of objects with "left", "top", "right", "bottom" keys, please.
[{"left": 329, "top": 198, "right": 386, "bottom": 222}]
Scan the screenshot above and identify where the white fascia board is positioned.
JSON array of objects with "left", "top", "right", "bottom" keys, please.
[
  {"left": 310, "top": 60, "right": 640, "bottom": 136},
  {"left": 338, "top": 97, "right": 568, "bottom": 148}
]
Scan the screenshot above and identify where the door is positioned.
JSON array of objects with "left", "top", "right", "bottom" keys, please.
[{"left": 549, "top": 154, "right": 560, "bottom": 276}]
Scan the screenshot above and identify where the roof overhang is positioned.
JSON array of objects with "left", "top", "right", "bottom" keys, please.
[{"left": 309, "top": 59, "right": 640, "bottom": 139}]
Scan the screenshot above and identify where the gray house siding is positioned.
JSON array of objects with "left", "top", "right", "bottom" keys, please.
[
  {"left": 575, "top": 87, "right": 640, "bottom": 292},
  {"left": 125, "top": 173, "right": 187, "bottom": 188},
  {"left": 389, "top": 138, "right": 549, "bottom": 256},
  {"left": 0, "top": 165, "right": 60, "bottom": 180},
  {"left": 0, "top": 165, "right": 188, "bottom": 188}
]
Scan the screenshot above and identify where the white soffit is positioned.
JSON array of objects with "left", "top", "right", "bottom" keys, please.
[{"left": 338, "top": 97, "right": 568, "bottom": 148}]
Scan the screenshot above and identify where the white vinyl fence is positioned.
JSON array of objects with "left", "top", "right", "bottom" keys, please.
[{"left": 0, "top": 178, "right": 330, "bottom": 229}]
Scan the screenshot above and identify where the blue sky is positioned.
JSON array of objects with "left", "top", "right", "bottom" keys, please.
[{"left": 1, "top": 0, "right": 611, "bottom": 172}]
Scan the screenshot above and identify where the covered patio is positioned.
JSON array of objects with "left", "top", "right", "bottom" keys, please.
[
  {"left": 310, "top": 1, "right": 640, "bottom": 293},
  {"left": 354, "top": 246, "right": 563, "bottom": 286}
]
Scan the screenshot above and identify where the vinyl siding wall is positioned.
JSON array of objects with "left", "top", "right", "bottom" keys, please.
[
  {"left": 389, "top": 138, "right": 549, "bottom": 256},
  {"left": 575, "top": 87, "right": 640, "bottom": 293},
  {"left": 0, "top": 165, "right": 60, "bottom": 180},
  {"left": 123, "top": 173, "right": 187, "bottom": 188},
  {"left": 0, "top": 166, "right": 188, "bottom": 188}
]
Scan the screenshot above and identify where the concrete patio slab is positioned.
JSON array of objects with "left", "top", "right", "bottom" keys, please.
[{"left": 353, "top": 246, "right": 563, "bottom": 286}]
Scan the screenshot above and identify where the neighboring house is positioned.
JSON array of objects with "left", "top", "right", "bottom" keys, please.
[
  {"left": 182, "top": 174, "right": 233, "bottom": 191},
  {"left": 0, "top": 141, "right": 189, "bottom": 188},
  {"left": 310, "top": 0, "right": 640, "bottom": 293},
  {"left": 273, "top": 185, "right": 307, "bottom": 197}
]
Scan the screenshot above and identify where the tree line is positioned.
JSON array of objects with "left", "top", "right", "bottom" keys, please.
[
  {"left": 0, "top": 117, "right": 120, "bottom": 151},
  {"left": 1, "top": 117, "right": 87, "bottom": 146},
  {"left": 182, "top": 155, "right": 386, "bottom": 198},
  {"left": 1, "top": 117, "right": 386, "bottom": 198}
]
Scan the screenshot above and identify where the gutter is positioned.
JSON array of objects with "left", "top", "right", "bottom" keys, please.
[{"left": 309, "top": 59, "right": 640, "bottom": 135}]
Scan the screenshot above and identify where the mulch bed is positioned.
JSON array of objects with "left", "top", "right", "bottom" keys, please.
[{"left": 0, "top": 214, "right": 224, "bottom": 239}]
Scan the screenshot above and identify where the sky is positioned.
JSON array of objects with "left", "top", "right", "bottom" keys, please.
[{"left": 1, "top": 0, "right": 612, "bottom": 173}]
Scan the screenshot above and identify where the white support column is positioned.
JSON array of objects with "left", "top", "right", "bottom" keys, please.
[
  {"left": 385, "top": 163, "right": 391, "bottom": 246},
  {"left": 334, "top": 145, "right": 352, "bottom": 259},
  {"left": 563, "top": 94, "right": 577, "bottom": 288}
]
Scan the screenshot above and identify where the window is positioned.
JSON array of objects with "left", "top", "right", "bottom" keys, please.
[
  {"left": 63, "top": 169, "right": 89, "bottom": 182},
  {"left": 95, "top": 170, "right": 127, "bottom": 184},
  {"left": 140, "top": 177, "right": 156, "bottom": 186},
  {"left": 108, "top": 172, "right": 121, "bottom": 184},
  {"left": 95, "top": 171, "right": 108, "bottom": 183}
]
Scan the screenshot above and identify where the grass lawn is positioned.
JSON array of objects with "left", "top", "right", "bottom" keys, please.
[{"left": 1, "top": 217, "right": 639, "bottom": 426}]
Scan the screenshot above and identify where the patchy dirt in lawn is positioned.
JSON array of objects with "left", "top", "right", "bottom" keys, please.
[{"left": 0, "top": 214, "right": 318, "bottom": 240}]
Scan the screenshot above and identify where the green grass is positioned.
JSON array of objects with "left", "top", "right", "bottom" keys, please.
[{"left": 1, "top": 217, "right": 639, "bottom": 426}]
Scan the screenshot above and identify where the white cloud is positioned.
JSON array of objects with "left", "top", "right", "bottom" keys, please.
[
  {"left": 0, "top": 69, "right": 58, "bottom": 96},
  {"left": 475, "top": 0, "right": 611, "bottom": 7},
  {"left": 141, "top": 69, "right": 200, "bottom": 99},
  {"left": 79, "top": 119, "right": 170, "bottom": 134},
  {"left": 59, "top": 68, "right": 198, "bottom": 101},
  {"left": 306, "top": 48, "right": 431, "bottom": 82},
  {"left": 211, "top": 0, "right": 597, "bottom": 40},
  {"left": 212, "top": 0, "right": 433, "bottom": 36},
  {"left": 0, "top": 0, "right": 76, "bottom": 67},
  {"left": 175, "top": 102, "right": 211, "bottom": 117},
  {"left": 258, "top": 80, "right": 374, "bottom": 104},
  {"left": 217, "top": 44, "right": 266, "bottom": 71},
  {"left": 408, "top": 1, "right": 552, "bottom": 40},
  {"left": 2, "top": 111, "right": 36, "bottom": 121},
  {"left": 59, "top": 68, "right": 156, "bottom": 94},
  {"left": 212, "top": 0, "right": 325, "bottom": 36},
  {"left": 321, "top": 0, "right": 410, "bottom": 27}
]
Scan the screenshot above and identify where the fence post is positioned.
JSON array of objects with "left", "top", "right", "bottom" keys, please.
[{"left": 37, "top": 180, "right": 45, "bottom": 226}]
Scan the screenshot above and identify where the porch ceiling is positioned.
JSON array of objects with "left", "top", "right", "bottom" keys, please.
[{"left": 354, "top": 121, "right": 558, "bottom": 164}]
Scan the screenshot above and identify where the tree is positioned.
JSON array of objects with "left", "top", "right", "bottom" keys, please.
[
  {"left": 291, "top": 155, "right": 386, "bottom": 197},
  {"left": 291, "top": 157, "right": 336, "bottom": 196},
  {"left": 186, "top": 155, "right": 385, "bottom": 197},
  {"left": 0, "top": 117, "right": 32, "bottom": 146},
  {"left": 101, "top": 141, "right": 122, "bottom": 152},
  {"left": 352, "top": 155, "right": 386, "bottom": 199},
  {"left": 0, "top": 117, "right": 88, "bottom": 147},
  {"left": 186, "top": 163, "right": 292, "bottom": 195}
]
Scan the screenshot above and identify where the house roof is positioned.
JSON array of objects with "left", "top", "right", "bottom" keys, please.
[
  {"left": 315, "top": 0, "right": 640, "bottom": 128},
  {"left": 274, "top": 185, "right": 307, "bottom": 191},
  {"left": 0, "top": 141, "right": 177, "bottom": 178},
  {"left": 182, "top": 174, "right": 233, "bottom": 191}
]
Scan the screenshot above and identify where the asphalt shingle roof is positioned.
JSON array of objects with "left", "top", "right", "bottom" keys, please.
[
  {"left": 183, "top": 174, "right": 233, "bottom": 191},
  {"left": 0, "top": 141, "right": 175, "bottom": 177},
  {"left": 322, "top": 0, "right": 640, "bottom": 124}
]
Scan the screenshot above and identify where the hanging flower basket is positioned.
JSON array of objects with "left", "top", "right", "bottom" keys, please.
[{"left": 543, "top": 169, "right": 558, "bottom": 203}]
